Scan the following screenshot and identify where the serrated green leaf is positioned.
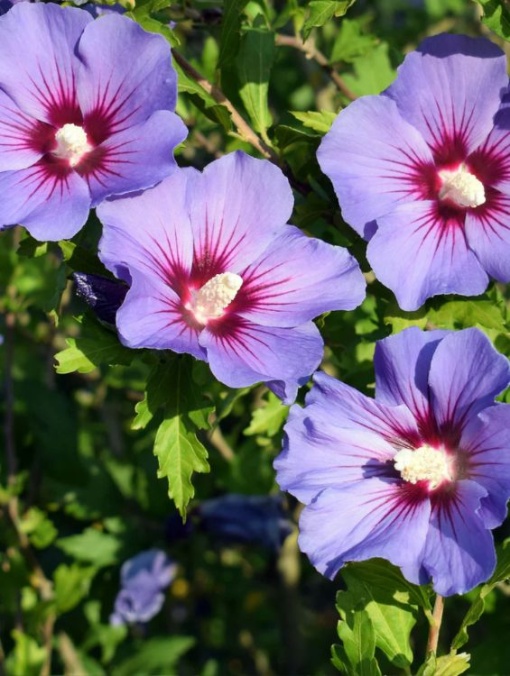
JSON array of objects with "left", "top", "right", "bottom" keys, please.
[
  {"left": 154, "top": 414, "right": 209, "bottom": 516},
  {"left": 244, "top": 392, "right": 288, "bottom": 436},
  {"left": 57, "top": 528, "right": 123, "bottom": 568},
  {"left": 337, "top": 609, "right": 381, "bottom": 675},
  {"left": 219, "top": 0, "right": 250, "bottom": 66},
  {"left": 427, "top": 297, "right": 507, "bottom": 334},
  {"left": 302, "top": 1, "right": 357, "bottom": 39},
  {"left": 274, "top": 124, "right": 320, "bottom": 150},
  {"left": 330, "top": 19, "right": 377, "bottom": 63},
  {"left": 290, "top": 110, "right": 337, "bottom": 134},
  {"left": 5, "top": 631, "right": 46, "bottom": 676},
  {"left": 19, "top": 507, "right": 57, "bottom": 549},
  {"left": 476, "top": 0, "right": 510, "bottom": 39},
  {"left": 237, "top": 28, "right": 275, "bottom": 139},
  {"left": 54, "top": 316, "right": 132, "bottom": 374},
  {"left": 342, "top": 43, "right": 395, "bottom": 95},
  {"left": 54, "top": 564, "right": 97, "bottom": 613}
]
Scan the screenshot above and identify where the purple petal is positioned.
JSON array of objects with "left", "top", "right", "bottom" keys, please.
[
  {"left": 317, "top": 95, "right": 434, "bottom": 239},
  {"left": 385, "top": 34, "right": 507, "bottom": 159},
  {"left": 76, "top": 13, "right": 177, "bottom": 133},
  {"left": 461, "top": 406, "right": 510, "bottom": 528},
  {"left": 115, "top": 270, "right": 205, "bottom": 360},
  {"left": 298, "top": 482, "right": 431, "bottom": 582},
  {"left": 84, "top": 110, "right": 187, "bottom": 205},
  {"left": 428, "top": 329, "right": 510, "bottom": 431},
  {"left": 73, "top": 272, "right": 128, "bottom": 325},
  {"left": 189, "top": 151, "right": 294, "bottom": 272},
  {"left": 367, "top": 201, "right": 489, "bottom": 310},
  {"left": 200, "top": 319, "right": 324, "bottom": 403},
  {"left": 121, "top": 549, "right": 177, "bottom": 589},
  {"left": 0, "top": 3, "right": 89, "bottom": 124},
  {"left": 239, "top": 225, "right": 365, "bottom": 327},
  {"left": 374, "top": 327, "right": 447, "bottom": 424},
  {"left": 98, "top": 168, "right": 195, "bottom": 283},
  {"left": 464, "top": 192, "right": 510, "bottom": 282},
  {"left": 0, "top": 89, "right": 45, "bottom": 170},
  {"left": 0, "top": 165, "right": 90, "bottom": 240},
  {"left": 421, "top": 480, "right": 494, "bottom": 595}
]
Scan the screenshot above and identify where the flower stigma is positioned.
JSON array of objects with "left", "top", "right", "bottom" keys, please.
[
  {"left": 189, "top": 272, "right": 243, "bottom": 324},
  {"left": 53, "top": 123, "right": 92, "bottom": 166},
  {"left": 438, "top": 164, "right": 485, "bottom": 208},
  {"left": 394, "top": 445, "right": 452, "bottom": 489}
]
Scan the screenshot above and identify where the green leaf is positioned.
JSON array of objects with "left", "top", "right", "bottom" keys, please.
[
  {"left": 476, "top": 0, "right": 510, "bottom": 39},
  {"left": 57, "top": 528, "right": 123, "bottom": 568},
  {"left": 112, "top": 637, "right": 195, "bottom": 676},
  {"left": 54, "top": 315, "right": 132, "bottom": 374},
  {"left": 154, "top": 413, "right": 209, "bottom": 516},
  {"left": 302, "top": 1, "right": 357, "bottom": 39},
  {"left": 244, "top": 392, "right": 288, "bottom": 437},
  {"left": 5, "top": 631, "right": 46, "bottom": 676},
  {"left": 336, "top": 608, "right": 382, "bottom": 675},
  {"left": 19, "top": 507, "right": 58, "bottom": 549},
  {"left": 338, "top": 559, "right": 429, "bottom": 668},
  {"left": 418, "top": 653, "right": 470, "bottom": 676},
  {"left": 342, "top": 43, "right": 395, "bottom": 95},
  {"left": 237, "top": 28, "right": 275, "bottom": 139},
  {"left": 290, "top": 110, "right": 337, "bottom": 134},
  {"left": 427, "top": 296, "right": 507, "bottom": 334},
  {"left": 54, "top": 564, "right": 97, "bottom": 613},
  {"left": 451, "top": 538, "right": 510, "bottom": 650},
  {"left": 219, "top": 0, "right": 250, "bottom": 66},
  {"left": 330, "top": 19, "right": 377, "bottom": 63},
  {"left": 127, "top": 0, "right": 179, "bottom": 46},
  {"left": 174, "top": 59, "right": 232, "bottom": 131}
]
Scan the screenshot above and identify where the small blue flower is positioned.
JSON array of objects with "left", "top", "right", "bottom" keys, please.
[{"left": 110, "top": 549, "right": 177, "bottom": 626}]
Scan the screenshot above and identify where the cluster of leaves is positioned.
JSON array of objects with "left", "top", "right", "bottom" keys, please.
[{"left": 2, "top": 0, "right": 510, "bottom": 674}]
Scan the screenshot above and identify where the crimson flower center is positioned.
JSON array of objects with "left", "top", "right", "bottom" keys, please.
[
  {"left": 438, "top": 163, "right": 486, "bottom": 208},
  {"left": 394, "top": 444, "right": 452, "bottom": 489},
  {"left": 188, "top": 272, "right": 243, "bottom": 324},
  {"left": 53, "top": 123, "right": 92, "bottom": 167}
]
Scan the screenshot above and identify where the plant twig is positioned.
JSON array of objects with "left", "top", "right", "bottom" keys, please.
[
  {"left": 171, "top": 48, "right": 280, "bottom": 164},
  {"left": 426, "top": 594, "right": 445, "bottom": 655},
  {"left": 275, "top": 34, "right": 357, "bottom": 102}
]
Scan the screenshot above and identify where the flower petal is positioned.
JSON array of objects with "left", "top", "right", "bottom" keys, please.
[
  {"left": 200, "top": 319, "right": 324, "bottom": 403},
  {"left": 84, "top": 110, "right": 187, "bottom": 205},
  {"left": 428, "top": 329, "right": 510, "bottom": 431},
  {"left": 116, "top": 270, "right": 205, "bottom": 359},
  {"left": 98, "top": 168, "right": 195, "bottom": 283},
  {"left": 421, "top": 480, "right": 494, "bottom": 595},
  {"left": 461, "top": 406, "right": 510, "bottom": 528},
  {"left": 0, "top": 3, "right": 89, "bottom": 124},
  {"left": 0, "top": 89, "right": 46, "bottom": 170},
  {"left": 238, "top": 225, "right": 365, "bottom": 326},
  {"left": 190, "top": 151, "right": 294, "bottom": 273},
  {"left": 298, "top": 482, "right": 431, "bottom": 583},
  {"left": 386, "top": 34, "right": 507, "bottom": 159},
  {"left": 0, "top": 164, "right": 90, "bottom": 240},
  {"left": 374, "top": 327, "right": 447, "bottom": 425},
  {"left": 367, "top": 201, "right": 489, "bottom": 310},
  {"left": 317, "top": 95, "right": 434, "bottom": 239},
  {"left": 76, "top": 13, "right": 177, "bottom": 135}
]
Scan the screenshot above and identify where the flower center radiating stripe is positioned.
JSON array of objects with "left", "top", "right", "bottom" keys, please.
[
  {"left": 188, "top": 272, "right": 243, "bottom": 324},
  {"left": 394, "top": 444, "right": 452, "bottom": 489}
]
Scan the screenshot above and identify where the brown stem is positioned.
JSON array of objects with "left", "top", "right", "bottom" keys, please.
[
  {"left": 275, "top": 34, "right": 357, "bottom": 102},
  {"left": 171, "top": 49, "right": 280, "bottom": 164},
  {"left": 426, "top": 594, "right": 445, "bottom": 655}
]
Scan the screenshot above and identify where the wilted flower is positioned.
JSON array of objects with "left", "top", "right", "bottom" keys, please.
[
  {"left": 275, "top": 328, "right": 510, "bottom": 595},
  {"left": 73, "top": 272, "right": 128, "bottom": 325},
  {"left": 197, "top": 494, "right": 293, "bottom": 551},
  {"left": 0, "top": 2, "right": 186, "bottom": 241},
  {"left": 110, "top": 549, "right": 177, "bottom": 625},
  {"left": 318, "top": 34, "right": 510, "bottom": 310},
  {"left": 97, "top": 151, "right": 366, "bottom": 403}
]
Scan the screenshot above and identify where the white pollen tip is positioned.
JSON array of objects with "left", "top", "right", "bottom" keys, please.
[
  {"left": 394, "top": 444, "right": 451, "bottom": 489},
  {"left": 191, "top": 272, "right": 243, "bottom": 324},
  {"left": 438, "top": 164, "right": 485, "bottom": 209},
  {"left": 53, "top": 123, "right": 91, "bottom": 166}
]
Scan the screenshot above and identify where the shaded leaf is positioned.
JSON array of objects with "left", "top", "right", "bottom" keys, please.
[
  {"left": 290, "top": 110, "right": 337, "bottom": 134},
  {"left": 112, "top": 637, "right": 195, "bottom": 676},
  {"left": 238, "top": 28, "right": 275, "bottom": 139},
  {"left": 219, "top": 0, "right": 250, "bottom": 66}
]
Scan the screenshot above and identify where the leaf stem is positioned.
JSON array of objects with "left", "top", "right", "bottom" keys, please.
[
  {"left": 171, "top": 49, "right": 280, "bottom": 164},
  {"left": 274, "top": 34, "right": 357, "bottom": 102},
  {"left": 426, "top": 594, "right": 445, "bottom": 656}
]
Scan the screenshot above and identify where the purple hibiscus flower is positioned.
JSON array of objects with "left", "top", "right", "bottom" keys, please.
[
  {"left": 274, "top": 327, "right": 510, "bottom": 596},
  {"left": 0, "top": 2, "right": 186, "bottom": 241},
  {"left": 318, "top": 34, "right": 510, "bottom": 310},
  {"left": 97, "top": 151, "right": 366, "bottom": 403},
  {"left": 110, "top": 549, "right": 177, "bottom": 626}
]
